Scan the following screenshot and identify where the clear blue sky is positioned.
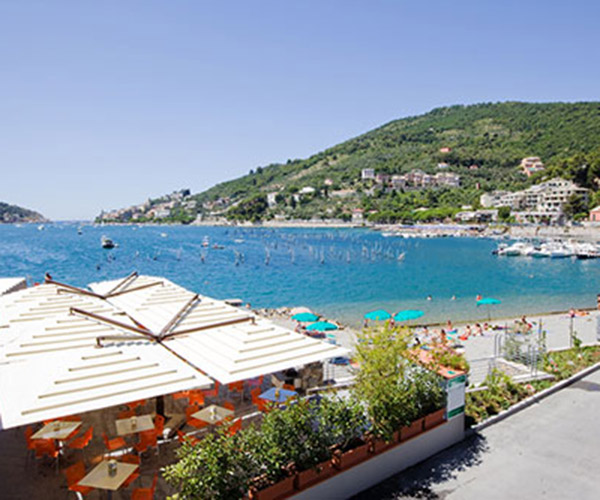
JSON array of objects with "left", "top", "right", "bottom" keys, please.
[{"left": 1, "top": 0, "right": 599, "bottom": 220}]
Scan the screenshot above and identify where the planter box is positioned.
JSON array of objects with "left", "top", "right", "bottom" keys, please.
[
  {"left": 400, "top": 417, "right": 424, "bottom": 442},
  {"left": 294, "top": 461, "right": 334, "bottom": 490},
  {"left": 424, "top": 408, "right": 446, "bottom": 430},
  {"left": 373, "top": 431, "right": 400, "bottom": 454},
  {"left": 249, "top": 475, "right": 295, "bottom": 500},
  {"left": 332, "top": 442, "right": 370, "bottom": 470}
]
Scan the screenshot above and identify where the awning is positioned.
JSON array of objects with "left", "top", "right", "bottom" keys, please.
[
  {"left": 0, "top": 283, "right": 212, "bottom": 429},
  {"left": 89, "top": 275, "right": 349, "bottom": 384}
]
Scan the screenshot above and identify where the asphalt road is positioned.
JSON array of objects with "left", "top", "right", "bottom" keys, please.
[{"left": 354, "top": 368, "right": 600, "bottom": 500}]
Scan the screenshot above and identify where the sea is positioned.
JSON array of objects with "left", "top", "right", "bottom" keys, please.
[{"left": 1, "top": 223, "right": 599, "bottom": 327}]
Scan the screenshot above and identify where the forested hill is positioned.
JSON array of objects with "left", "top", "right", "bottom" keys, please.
[
  {"left": 191, "top": 101, "right": 600, "bottom": 220},
  {"left": 0, "top": 202, "right": 46, "bottom": 223},
  {"left": 99, "top": 102, "right": 600, "bottom": 223}
]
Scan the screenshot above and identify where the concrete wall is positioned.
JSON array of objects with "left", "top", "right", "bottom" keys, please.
[{"left": 291, "top": 414, "right": 465, "bottom": 499}]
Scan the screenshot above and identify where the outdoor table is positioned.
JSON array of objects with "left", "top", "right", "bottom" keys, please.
[
  {"left": 259, "top": 387, "right": 297, "bottom": 403},
  {"left": 78, "top": 460, "right": 138, "bottom": 499},
  {"left": 191, "top": 404, "right": 234, "bottom": 424},
  {"left": 32, "top": 420, "right": 81, "bottom": 441},
  {"left": 115, "top": 414, "right": 154, "bottom": 436}
]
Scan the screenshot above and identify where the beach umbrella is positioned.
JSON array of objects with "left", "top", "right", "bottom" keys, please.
[
  {"left": 306, "top": 321, "right": 339, "bottom": 332},
  {"left": 476, "top": 298, "right": 501, "bottom": 306},
  {"left": 364, "top": 309, "right": 391, "bottom": 321},
  {"left": 394, "top": 309, "right": 424, "bottom": 322},
  {"left": 477, "top": 297, "right": 501, "bottom": 320},
  {"left": 291, "top": 312, "right": 320, "bottom": 322}
]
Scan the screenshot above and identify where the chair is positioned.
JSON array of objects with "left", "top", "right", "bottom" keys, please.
[
  {"left": 120, "top": 454, "right": 140, "bottom": 488},
  {"left": 34, "top": 439, "right": 60, "bottom": 473},
  {"left": 118, "top": 409, "right": 135, "bottom": 419},
  {"left": 177, "top": 430, "right": 200, "bottom": 446},
  {"left": 283, "top": 384, "right": 296, "bottom": 392},
  {"left": 247, "top": 375, "right": 264, "bottom": 388},
  {"left": 67, "top": 426, "right": 93, "bottom": 461},
  {"left": 172, "top": 390, "right": 190, "bottom": 402},
  {"left": 222, "top": 401, "right": 235, "bottom": 412},
  {"left": 228, "top": 381, "right": 243, "bottom": 393},
  {"left": 154, "top": 415, "right": 165, "bottom": 439},
  {"left": 63, "top": 461, "right": 95, "bottom": 496},
  {"left": 131, "top": 473, "right": 158, "bottom": 500},
  {"left": 102, "top": 432, "right": 127, "bottom": 455},
  {"left": 250, "top": 387, "right": 261, "bottom": 403},
  {"left": 134, "top": 430, "right": 158, "bottom": 455},
  {"left": 188, "top": 390, "right": 205, "bottom": 406},
  {"left": 185, "top": 405, "right": 208, "bottom": 430},
  {"left": 227, "top": 418, "right": 242, "bottom": 436},
  {"left": 202, "top": 381, "right": 220, "bottom": 399},
  {"left": 127, "top": 399, "right": 146, "bottom": 412}
]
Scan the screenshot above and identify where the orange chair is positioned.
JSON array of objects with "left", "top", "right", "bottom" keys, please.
[
  {"left": 172, "top": 390, "right": 190, "bottom": 402},
  {"left": 188, "top": 390, "right": 205, "bottom": 406},
  {"left": 134, "top": 430, "right": 158, "bottom": 455},
  {"left": 120, "top": 454, "right": 140, "bottom": 488},
  {"left": 185, "top": 405, "right": 208, "bottom": 430},
  {"left": 60, "top": 415, "right": 82, "bottom": 422},
  {"left": 118, "top": 409, "right": 135, "bottom": 419},
  {"left": 202, "top": 381, "right": 220, "bottom": 399},
  {"left": 102, "top": 432, "right": 126, "bottom": 455},
  {"left": 228, "top": 418, "right": 242, "bottom": 436},
  {"left": 222, "top": 401, "right": 235, "bottom": 412},
  {"left": 283, "top": 384, "right": 296, "bottom": 391},
  {"left": 228, "top": 380, "right": 244, "bottom": 393},
  {"left": 34, "top": 439, "right": 58, "bottom": 460},
  {"left": 177, "top": 430, "right": 200, "bottom": 446},
  {"left": 154, "top": 415, "right": 165, "bottom": 439},
  {"left": 63, "top": 461, "right": 94, "bottom": 496},
  {"left": 251, "top": 387, "right": 261, "bottom": 403},
  {"left": 127, "top": 399, "right": 146, "bottom": 412},
  {"left": 67, "top": 426, "right": 93, "bottom": 461},
  {"left": 131, "top": 473, "right": 158, "bottom": 500}
]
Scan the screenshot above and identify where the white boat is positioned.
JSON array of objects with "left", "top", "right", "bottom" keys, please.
[{"left": 101, "top": 236, "right": 115, "bottom": 249}]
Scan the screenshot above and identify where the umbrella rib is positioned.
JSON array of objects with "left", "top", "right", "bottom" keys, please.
[
  {"left": 159, "top": 294, "right": 200, "bottom": 337},
  {"left": 104, "top": 271, "right": 138, "bottom": 296}
]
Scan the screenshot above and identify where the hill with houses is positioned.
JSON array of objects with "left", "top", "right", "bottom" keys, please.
[{"left": 97, "top": 102, "right": 600, "bottom": 224}]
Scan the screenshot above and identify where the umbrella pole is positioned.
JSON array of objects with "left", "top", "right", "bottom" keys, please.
[{"left": 156, "top": 395, "right": 165, "bottom": 418}]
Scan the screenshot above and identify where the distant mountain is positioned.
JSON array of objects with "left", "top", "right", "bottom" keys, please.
[
  {"left": 101, "top": 101, "right": 600, "bottom": 223},
  {"left": 0, "top": 202, "right": 46, "bottom": 223}
]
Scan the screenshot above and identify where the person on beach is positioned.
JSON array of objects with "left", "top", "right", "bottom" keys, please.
[
  {"left": 446, "top": 319, "right": 453, "bottom": 331},
  {"left": 427, "top": 295, "right": 432, "bottom": 301},
  {"left": 439, "top": 328, "right": 447, "bottom": 345},
  {"left": 476, "top": 294, "right": 482, "bottom": 302},
  {"left": 451, "top": 295, "right": 456, "bottom": 301},
  {"left": 475, "top": 323, "right": 483, "bottom": 336}
]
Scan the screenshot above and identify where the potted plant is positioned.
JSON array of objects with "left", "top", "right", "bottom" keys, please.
[{"left": 412, "top": 367, "right": 446, "bottom": 430}]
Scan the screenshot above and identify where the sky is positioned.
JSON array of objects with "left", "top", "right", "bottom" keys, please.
[{"left": 1, "top": 1, "right": 599, "bottom": 220}]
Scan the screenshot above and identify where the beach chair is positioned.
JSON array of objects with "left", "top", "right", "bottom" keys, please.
[
  {"left": 154, "top": 414, "right": 165, "bottom": 439},
  {"left": 187, "top": 390, "right": 205, "bottom": 406},
  {"left": 227, "top": 418, "right": 242, "bottom": 436},
  {"left": 63, "top": 461, "right": 95, "bottom": 496},
  {"left": 131, "top": 473, "right": 158, "bottom": 500}
]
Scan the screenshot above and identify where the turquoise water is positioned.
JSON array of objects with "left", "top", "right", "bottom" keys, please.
[{"left": 0, "top": 223, "right": 598, "bottom": 326}]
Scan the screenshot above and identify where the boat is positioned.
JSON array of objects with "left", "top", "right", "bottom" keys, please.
[
  {"left": 101, "top": 236, "right": 115, "bottom": 249},
  {"left": 37, "top": 224, "right": 45, "bottom": 231}
]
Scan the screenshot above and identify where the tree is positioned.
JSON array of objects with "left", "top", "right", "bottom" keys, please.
[
  {"left": 563, "top": 193, "right": 588, "bottom": 219},
  {"left": 497, "top": 206, "right": 511, "bottom": 222}
]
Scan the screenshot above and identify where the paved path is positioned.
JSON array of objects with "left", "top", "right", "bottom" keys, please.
[{"left": 354, "top": 368, "right": 600, "bottom": 500}]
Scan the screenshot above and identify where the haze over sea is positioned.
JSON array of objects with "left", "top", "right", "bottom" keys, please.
[{"left": 1, "top": 224, "right": 598, "bottom": 326}]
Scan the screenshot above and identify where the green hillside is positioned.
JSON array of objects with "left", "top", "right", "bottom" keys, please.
[
  {"left": 0, "top": 202, "right": 46, "bottom": 223},
  {"left": 191, "top": 101, "right": 600, "bottom": 222}
]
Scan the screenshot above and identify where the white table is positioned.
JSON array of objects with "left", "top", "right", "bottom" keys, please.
[
  {"left": 31, "top": 421, "right": 81, "bottom": 441},
  {"left": 79, "top": 460, "right": 138, "bottom": 499},
  {"left": 191, "top": 404, "right": 234, "bottom": 424},
  {"left": 115, "top": 415, "right": 154, "bottom": 436}
]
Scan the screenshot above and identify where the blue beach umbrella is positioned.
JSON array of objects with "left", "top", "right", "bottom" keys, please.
[
  {"left": 364, "top": 309, "right": 391, "bottom": 321},
  {"left": 394, "top": 309, "right": 424, "bottom": 322},
  {"left": 476, "top": 298, "right": 501, "bottom": 306},
  {"left": 291, "top": 312, "right": 320, "bottom": 322},
  {"left": 306, "top": 321, "right": 339, "bottom": 332},
  {"left": 477, "top": 297, "right": 501, "bottom": 320}
]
